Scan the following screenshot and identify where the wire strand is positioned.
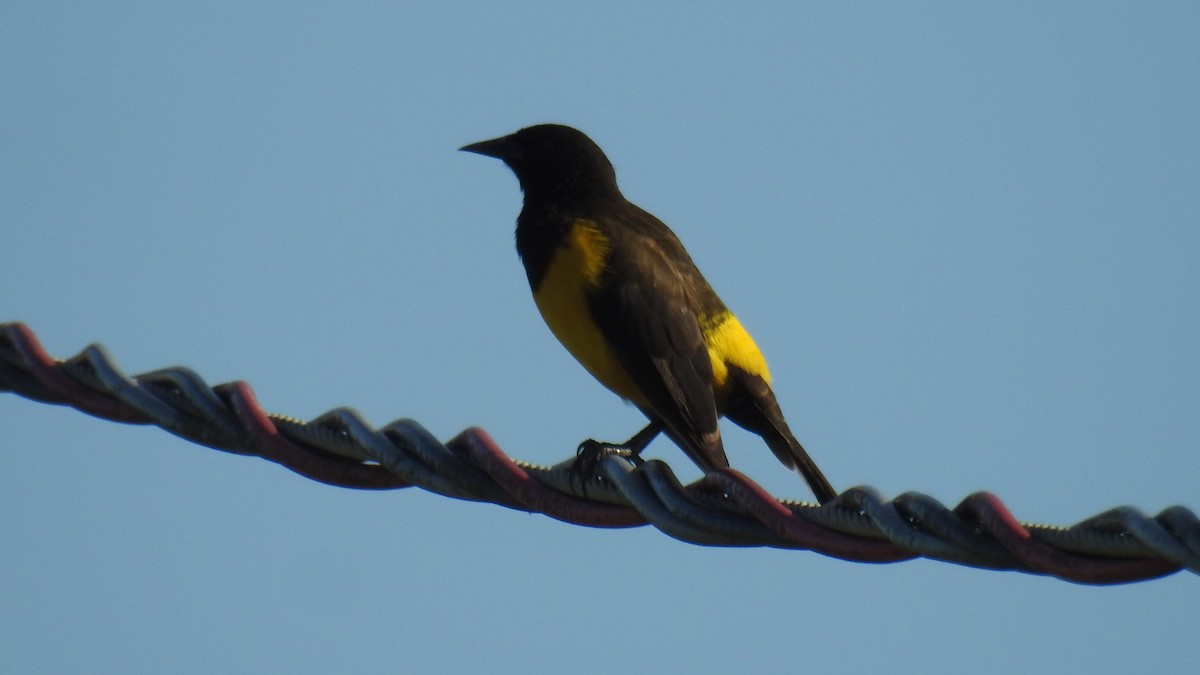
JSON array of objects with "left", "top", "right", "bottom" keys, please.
[{"left": 2, "top": 321, "right": 1195, "bottom": 584}]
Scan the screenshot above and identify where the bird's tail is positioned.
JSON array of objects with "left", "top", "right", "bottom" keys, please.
[
  {"left": 764, "top": 430, "right": 837, "bottom": 504},
  {"left": 723, "top": 368, "right": 838, "bottom": 502},
  {"left": 724, "top": 371, "right": 838, "bottom": 503}
]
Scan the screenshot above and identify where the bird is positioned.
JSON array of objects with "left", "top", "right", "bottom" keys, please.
[{"left": 461, "top": 124, "right": 837, "bottom": 503}]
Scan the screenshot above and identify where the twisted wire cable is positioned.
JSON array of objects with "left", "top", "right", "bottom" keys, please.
[{"left": 2, "top": 321, "right": 1196, "bottom": 584}]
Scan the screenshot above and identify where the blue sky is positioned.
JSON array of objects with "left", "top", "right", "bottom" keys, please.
[{"left": 2, "top": 3, "right": 1197, "bottom": 673}]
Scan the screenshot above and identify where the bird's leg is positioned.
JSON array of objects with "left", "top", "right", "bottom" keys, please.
[
  {"left": 569, "top": 421, "right": 663, "bottom": 492},
  {"left": 577, "top": 421, "right": 662, "bottom": 463}
]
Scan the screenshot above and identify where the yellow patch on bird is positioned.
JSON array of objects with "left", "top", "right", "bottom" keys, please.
[
  {"left": 701, "top": 311, "right": 772, "bottom": 389},
  {"left": 532, "top": 219, "right": 646, "bottom": 405},
  {"left": 567, "top": 218, "right": 611, "bottom": 284}
]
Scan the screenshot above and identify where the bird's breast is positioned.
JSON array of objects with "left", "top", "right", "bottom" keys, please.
[{"left": 531, "top": 219, "right": 644, "bottom": 404}]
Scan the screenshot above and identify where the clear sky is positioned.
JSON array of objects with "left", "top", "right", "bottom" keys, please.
[{"left": 2, "top": 3, "right": 1197, "bottom": 673}]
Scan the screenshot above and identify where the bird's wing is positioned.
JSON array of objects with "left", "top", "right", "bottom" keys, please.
[{"left": 585, "top": 231, "right": 728, "bottom": 472}]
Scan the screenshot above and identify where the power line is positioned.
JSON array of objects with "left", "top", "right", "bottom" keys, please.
[{"left": 2, "top": 321, "right": 1195, "bottom": 584}]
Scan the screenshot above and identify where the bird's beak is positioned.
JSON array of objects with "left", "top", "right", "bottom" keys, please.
[{"left": 459, "top": 135, "right": 517, "bottom": 160}]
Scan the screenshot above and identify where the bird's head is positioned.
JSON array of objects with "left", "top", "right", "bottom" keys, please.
[{"left": 460, "top": 124, "right": 621, "bottom": 203}]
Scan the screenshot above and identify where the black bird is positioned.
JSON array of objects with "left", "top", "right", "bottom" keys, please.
[{"left": 462, "top": 124, "right": 836, "bottom": 502}]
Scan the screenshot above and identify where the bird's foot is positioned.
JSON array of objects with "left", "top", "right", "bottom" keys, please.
[{"left": 568, "top": 439, "right": 644, "bottom": 495}]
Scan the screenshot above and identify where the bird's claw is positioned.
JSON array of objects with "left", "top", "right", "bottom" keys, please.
[{"left": 568, "top": 439, "right": 643, "bottom": 494}]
